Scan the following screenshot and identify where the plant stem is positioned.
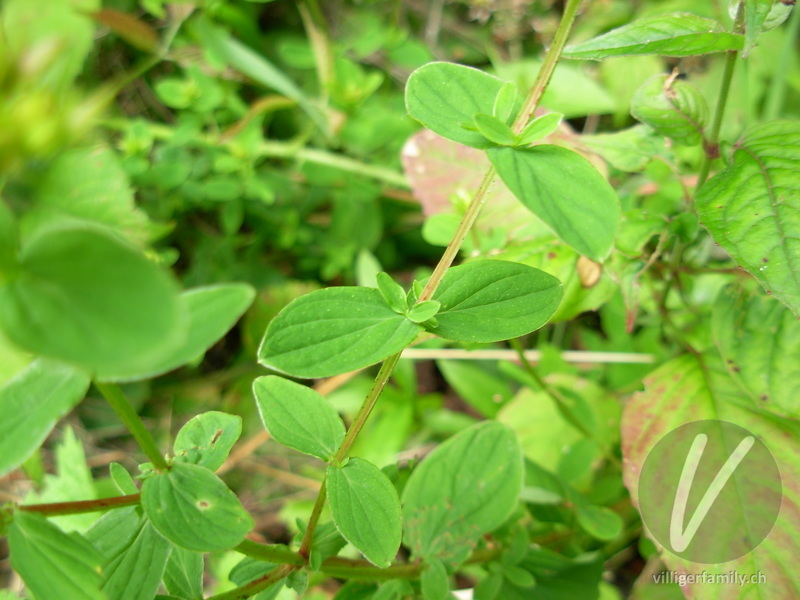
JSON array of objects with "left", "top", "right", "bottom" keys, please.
[
  {"left": 206, "top": 563, "right": 298, "bottom": 600},
  {"left": 95, "top": 382, "right": 169, "bottom": 472},
  {"left": 696, "top": 3, "right": 745, "bottom": 191},
  {"left": 235, "top": 540, "right": 306, "bottom": 565},
  {"left": 18, "top": 493, "right": 140, "bottom": 516}
]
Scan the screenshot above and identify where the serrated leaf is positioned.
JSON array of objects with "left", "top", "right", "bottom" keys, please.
[
  {"left": 327, "top": 458, "right": 402, "bottom": 567},
  {"left": 488, "top": 146, "right": 620, "bottom": 261},
  {"left": 564, "top": 13, "right": 743, "bottom": 60},
  {"left": 406, "top": 62, "right": 507, "bottom": 149},
  {"left": 516, "top": 113, "right": 563, "bottom": 146},
  {"left": 402, "top": 421, "right": 523, "bottom": 564},
  {"left": 421, "top": 558, "right": 450, "bottom": 600},
  {"left": 253, "top": 375, "right": 345, "bottom": 460},
  {"left": 173, "top": 411, "right": 242, "bottom": 471},
  {"left": 631, "top": 74, "right": 708, "bottom": 144},
  {"left": 101, "top": 518, "right": 171, "bottom": 600},
  {"left": 474, "top": 113, "right": 516, "bottom": 146},
  {"left": 141, "top": 462, "right": 253, "bottom": 552},
  {"left": 0, "top": 224, "right": 183, "bottom": 374},
  {"left": 163, "top": 546, "right": 203, "bottom": 600},
  {"left": 696, "top": 121, "right": 800, "bottom": 316},
  {"left": 406, "top": 300, "right": 441, "bottom": 324},
  {"left": 8, "top": 512, "right": 105, "bottom": 600},
  {"left": 0, "top": 359, "right": 89, "bottom": 477},
  {"left": 376, "top": 272, "right": 408, "bottom": 314},
  {"left": 425, "top": 260, "right": 562, "bottom": 343},
  {"left": 258, "top": 286, "right": 423, "bottom": 378},
  {"left": 98, "top": 283, "right": 255, "bottom": 381}
]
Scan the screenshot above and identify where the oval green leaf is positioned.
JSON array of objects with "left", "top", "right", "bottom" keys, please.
[
  {"left": 174, "top": 411, "right": 243, "bottom": 471},
  {"left": 406, "top": 62, "right": 507, "bottom": 149},
  {"left": 426, "top": 260, "right": 562, "bottom": 343},
  {"left": 488, "top": 146, "right": 620, "bottom": 261},
  {"left": 0, "top": 224, "right": 182, "bottom": 374},
  {"left": 631, "top": 74, "right": 708, "bottom": 144},
  {"left": 563, "top": 13, "right": 744, "bottom": 60},
  {"left": 402, "top": 421, "right": 523, "bottom": 564},
  {"left": 473, "top": 113, "right": 516, "bottom": 146},
  {"left": 253, "top": 375, "right": 345, "bottom": 460},
  {"left": 327, "top": 458, "right": 402, "bottom": 567},
  {"left": 258, "top": 286, "right": 423, "bottom": 378},
  {"left": 141, "top": 462, "right": 254, "bottom": 552},
  {"left": 575, "top": 504, "right": 623, "bottom": 541}
]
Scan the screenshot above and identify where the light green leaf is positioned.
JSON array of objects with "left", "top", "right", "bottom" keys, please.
[
  {"left": 163, "top": 546, "right": 203, "bottom": 600},
  {"left": 696, "top": 121, "right": 800, "bottom": 316},
  {"left": 0, "top": 359, "right": 89, "bottom": 477},
  {"left": 406, "top": 62, "right": 507, "bottom": 149},
  {"left": 630, "top": 74, "right": 708, "bottom": 144},
  {"left": 488, "top": 146, "right": 620, "bottom": 261},
  {"left": 110, "top": 463, "right": 139, "bottom": 495},
  {"left": 712, "top": 284, "right": 800, "bottom": 418},
  {"left": 0, "top": 200, "right": 18, "bottom": 277},
  {"left": 253, "top": 375, "right": 345, "bottom": 460},
  {"left": 98, "top": 283, "right": 255, "bottom": 381},
  {"left": 258, "top": 286, "right": 423, "bottom": 378},
  {"left": 376, "top": 272, "right": 408, "bottom": 314},
  {"left": 327, "top": 458, "right": 402, "bottom": 567},
  {"left": 743, "top": 0, "right": 774, "bottom": 56},
  {"left": 580, "top": 125, "right": 668, "bottom": 172},
  {"left": 8, "top": 512, "right": 105, "bottom": 600},
  {"left": 421, "top": 558, "right": 450, "bottom": 600},
  {"left": 101, "top": 518, "right": 171, "bottom": 600},
  {"left": 0, "top": 224, "right": 183, "bottom": 374},
  {"left": 516, "top": 113, "right": 563, "bottom": 146},
  {"left": 473, "top": 113, "right": 516, "bottom": 146},
  {"left": 402, "top": 421, "right": 523, "bottom": 564},
  {"left": 575, "top": 504, "right": 623, "bottom": 541},
  {"left": 564, "top": 13, "right": 744, "bottom": 60},
  {"left": 141, "top": 462, "right": 253, "bottom": 552},
  {"left": 406, "top": 300, "right": 440, "bottom": 324},
  {"left": 426, "top": 260, "right": 562, "bottom": 343},
  {"left": 493, "top": 81, "right": 518, "bottom": 123},
  {"left": 173, "top": 411, "right": 242, "bottom": 471}
]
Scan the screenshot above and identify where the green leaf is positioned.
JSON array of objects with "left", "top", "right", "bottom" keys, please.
[
  {"left": 101, "top": 518, "right": 171, "bottom": 600},
  {"left": 563, "top": 13, "right": 744, "bottom": 60},
  {"left": 174, "top": 411, "right": 243, "bottom": 471},
  {"left": 141, "top": 462, "right": 253, "bottom": 552},
  {"left": 0, "top": 224, "right": 183, "bottom": 374},
  {"left": 743, "top": 0, "right": 774, "bottom": 56},
  {"left": 516, "top": 113, "right": 563, "bottom": 146},
  {"left": 406, "top": 300, "right": 441, "bottom": 324},
  {"left": 98, "top": 283, "right": 255, "bottom": 381},
  {"left": 406, "top": 62, "right": 507, "bottom": 149},
  {"left": 0, "top": 359, "right": 89, "bottom": 477},
  {"left": 426, "top": 260, "right": 562, "bottom": 343},
  {"left": 327, "top": 457, "right": 402, "bottom": 567},
  {"left": 258, "top": 286, "right": 423, "bottom": 378},
  {"left": 493, "top": 81, "right": 518, "bottom": 123},
  {"left": 110, "top": 462, "right": 139, "bottom": 495},
  {"left": 712, "top": 284, "right": 800, "bottom": 418},
  {"left": 402, "top": 421, "right": 523, "bottom": 564},
  {"left": 0, "top": 200, "right": 18, "bottom": 277},
  {"left": 474, "top": 113, "right": 517, "bottom": 146},
  {"left": 8, "top": 512, "right": 105, "bottom": 600},
  {"left": 575, "top": 504, "right": 623, "bottom": 541},
  {"left": 696, "top": 121, "right": 800, "bottom": 316},
  {"left": 488, "top": 146, "right": 620, "bottom": 261},
  {"left": 376, "top": 272, "right": 408, "bottom": 314},
  {"left": 630, "top": 74, "right": 708, "bottom": 144},
  {"left": 163, "top": 546, "right": 203, "bottom": 600},
  {"left": 253, "top": 375, "right": 345, "bottom": 460},
  {"left": 421, "top": 558, "right": 450, "bottom": 600}
]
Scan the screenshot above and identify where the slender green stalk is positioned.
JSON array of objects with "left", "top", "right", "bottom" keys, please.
[
  {"left": 95, "top": 382, "right": 169, "bottom": 472},
  {"left": 297, "top": 479, "right": 327, "bottom": 559},
  {"left": 206, "top": 563, "right": 298, "bottom": 600},
  {"left": 235, "top": 540, "right": 305, "bottom": 566},
  {"left": 18, "top": 493, "right": 140, "bottom": 516}
]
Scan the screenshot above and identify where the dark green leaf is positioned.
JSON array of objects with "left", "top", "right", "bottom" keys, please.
[
  {"left": 163, "top": 546, "right": 203, "bottom": 600},
  {"left": 327, "top": 458, "right": 402, "bottom": 567},
  {"left": 406, "top": 62, "right": 507, "bottom": 149},
  {"left": 402, "top": 421, "right": 523, "bottom": 564},
  {"left": 253, "top": 375, "right": 345, "bottom": 460},
  {"left": 101, "top": 518, "right": 171, "bottom": 600},
  {"left": 474, "top": 113, "right": 516, "bottom": 146},
  {"left": 0, "top": 224, "right": 182, "bottom": 373},
  {"left": 696, "top": 121, "right": 800, "bottom": 316},
  {"left": 141, "top": 462, "right": 253, "bottom": 552},
  {"left": 563, "top": 13, "right": 743, "bottom": 59},
  {"left": 0, "top": 200, "right": 18, "bottom": 276},
  {"left": 8, "top": 512, "right": 105, "bottom": 600},
  {"left": 630, "top": 75, "right": 708, "bottom": 144},
  {"left": 258, "top": 286, "right": 423, "bottom": 378},
  {"left": 426, "top": 260, "right": 562, "bottom": 343},
  {"left": 0, "top": 359, "right": 89, "bottom": 477},
  {"left": 174, "top": 411, "right": 242, "bottom": 471},
  {"left": 376, "top": 272, "right": 408, "bottom": 314},
  {"left": 488, "top": 146, "right": 620, "bottom": 261}
]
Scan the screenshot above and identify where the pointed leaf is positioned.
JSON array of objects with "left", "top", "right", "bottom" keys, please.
[
  {"left": 402, "top": 421, "right": 523, "bottom": 564},
  {"left": 101, "top": 518, "right": 171, "bottom": 600},
  {"left": 376, "top": 272, "right": 408, "bottom": 314},
  {"left": 473, "top": 113, "right": 516, "bottom": 146},
  {"left": 488, "top": 146, "right": 620, "bottom": 261},
  {"left": 426, "top": 260, "right": 562, "bottom": 343},
  {"left": 327, "top": 458, "right": 402, "bottom": 567},
  {"left": 174, "top": 411, "right": 242, "bottom": 471},
  {"left": 630, "top": 74, "right": 709, "bottom": 144},
  {"left": 406, "top": 62, "right": 507, "bottom": 149},
  {"left": 253, "top": 375, "right": 345, "bottom": 460},
  {"left": 141, "top": 462, "right": 253, "bottom": 552},
  {"left": 258, "top": 287, "right": 423, "bottom": 378},
  {"left": 697, "top": 121, "right": 800, "bottom": 316},
  {"left": 163, "top": 546, "right": 203, "bottom": 600},
  {"left": 564, "top": 14, "right": 744, "bottom": 60},
  {"left": 0, "top": 359, "right": 89, "bottom": 477},
  {"left": 516, "top": 113, "right": 563, "bottom": 146},
  {"left": 493, "top": 81, "right": 518, "bottom": 123}
]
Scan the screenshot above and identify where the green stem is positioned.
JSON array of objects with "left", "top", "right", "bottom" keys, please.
[
  {"left": 696, "top": 3, "right": 745, "bottom": 191},
  {"left": 206, "top": 563, "right": 298, "bottom": 600},
  {"left": 18, "top": 493, "right": 140, "bottom": 516},
  {"left": 95, "top": 382, "right": 169, "bottom": 472},
  {"left": 235, "top": 540, "right": 305, "bottom": 566}
]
